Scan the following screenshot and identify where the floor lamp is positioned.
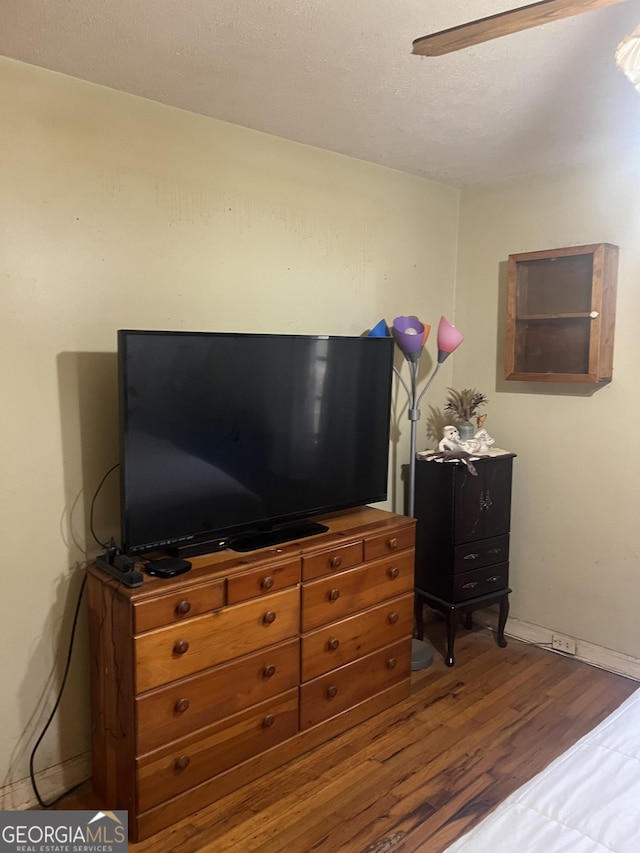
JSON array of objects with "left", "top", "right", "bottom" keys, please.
[{"left": 370, "top": 315, "right": 464, "bottom": 668}]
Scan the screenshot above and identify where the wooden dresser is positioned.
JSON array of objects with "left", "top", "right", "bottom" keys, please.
[{"left": 87, "top": 506, "right": 415, "bottom": 841}]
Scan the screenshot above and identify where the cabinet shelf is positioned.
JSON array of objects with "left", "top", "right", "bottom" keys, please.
[{"left": 506, "top": 243, "right": 618, "bottom": 384}]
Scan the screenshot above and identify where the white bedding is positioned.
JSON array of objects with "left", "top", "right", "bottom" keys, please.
[{"left": 444, "top": 687, "right": 640, "bottom": 852}]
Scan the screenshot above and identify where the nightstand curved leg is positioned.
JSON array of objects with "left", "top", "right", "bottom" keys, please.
[
  {"left": 497, "top": 593, "right": 510, "bottom": 648},
  {"left": 445, "top": 608, "right": 458, "bottom": 667}
]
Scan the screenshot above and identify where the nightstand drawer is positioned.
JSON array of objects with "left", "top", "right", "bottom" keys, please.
[
  {"left": 453, "top": 562, "right": 509, "bottom": 601},
  {"left": 454, "top": 535, "right": 509, "bottom": 574},
  {"left": 299, "top": 638, "right": 411, "bottom": 729}
]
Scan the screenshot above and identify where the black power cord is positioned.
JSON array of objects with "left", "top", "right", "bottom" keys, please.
[
  {"left": 29, "top": 462, "right": 119, "bottom": 808},
  {"left": 29, "top": 573, "right": 87, "bottom": 807}
]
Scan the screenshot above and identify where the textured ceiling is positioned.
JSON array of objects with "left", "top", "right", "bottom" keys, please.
[{"left": 1, "top": 0, "right": 640, "bottom": 186}]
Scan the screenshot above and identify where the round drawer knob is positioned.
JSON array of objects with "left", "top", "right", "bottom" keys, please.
[
  {"left": 330, "top": 555, "right": 342, "bottom": 569},
  {"left": 263, "top": 714, "right": 276, "bottom": 728},
  {"left": 328, "top": 637, "right": 340, "bottom": 651},
  {"left": 174, "top": 755, "right": 190, "bottom": 770},
  {"left": 263, "top": 664, "right": 276, "bottom": 678},
  {"left": 174, "top": 698, "right": 190, "bottom": 713},
  {"left": 388, "top": 537, "right": 398, "bottom": 551},
  {"left": 263, "top": 611, "right": 276, "bottom": 624},
  {"left": 387, "top": 658, "right": 397, "bottom": 669},
  {"left": 175, "top": 600, "right": 191, "bottom": 615},
  {"left": 326, "top": 685, "right": 338, "bottom": 699},
  {"left": 173, "top": 640, "right": 190, "bottom": 655},
  {"left": 261, "top": 576, "right": 274, "bottom": 590},
  {"left": 387, "top": 566, "right": 399, "bottom": 579},
  {"left": 328, "top": 588, "right": 340, "bottom": 602},
  {"left": 388, "top": 612, "right": 399, "bottom": 625}
]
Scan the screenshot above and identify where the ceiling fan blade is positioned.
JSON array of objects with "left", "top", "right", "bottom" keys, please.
[{"left": 412, "top": 0, "right": 629, "bottom": 56}]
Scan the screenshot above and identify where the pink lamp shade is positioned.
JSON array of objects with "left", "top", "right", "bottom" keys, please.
[
  {"left": 392, "top": 315, "right": 425, "bottom": 360},
  {"left": 436, "top": 316, "right": 464, "bottom": 363}
]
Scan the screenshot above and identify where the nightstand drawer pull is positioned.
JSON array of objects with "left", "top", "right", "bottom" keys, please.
[
  {"left": 387, "top": 657, "right": 397, "bottom": 669},
  {"left": 326, "top": 685, "right": 338, "bottom": 698},
  {"left": 261, "top": 576, "right": 274, "bottom": 590},
  {"left": 388, "top": 612, "right": 399, "bottom": 625},
  {"left": 487, "top": 576, "right": 501, "bottom": 583},
  {"left": 175, "top": 600, "right": 191, "bottom": 615},
  {"left": 328, "top": 588, "right": 341, "bottom": 602},
  {"left": 173, "top": 640, "right": 190, "bottom": 655},
  {"left": 263, "top": 664, "right": 276, "bottom": 678},
  {"left": 174, "top": 755, "right": 190, "bottom": 770},
  {"left": 263, "top": 611, "right": 277, "bottom": 624},
  {"left": 330, "top": 556, "right": 342, "bottom": 569},
  {"left": 328, "top": 637, "right": 340, "bottom": 651},
  {"left": 262, "top": 714, "right": 276, "bottom": 728},
  {"left": 488, "top": 548, "right": 502, "bottom": 554},
  {"left": 174, "top": 698, "right": 190, "bottom": 714},
  {"left": 387, "top": 566, "right": 400, "bottom": 579},
  {"left": 462, "top": 581, "right": 479, "bottom": 589},
  {"left": 463, "top": 553, "right": 479, "bottom": 560},
  {"left": 387, "top": 537, "right": 398, "bottom": 551}
]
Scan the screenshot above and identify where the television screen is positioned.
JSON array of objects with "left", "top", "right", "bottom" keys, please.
[{"left": 118, "top": 330, "right": 394, "bottom": 555}]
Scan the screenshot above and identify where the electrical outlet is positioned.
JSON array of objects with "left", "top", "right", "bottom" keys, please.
[{"left": 552, "top": 634, "right": 576, "bottom": 655}]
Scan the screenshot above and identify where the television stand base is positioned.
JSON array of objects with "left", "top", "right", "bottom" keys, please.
[{"left": 230, "top": 520, "right": 329, "bottom": 552}]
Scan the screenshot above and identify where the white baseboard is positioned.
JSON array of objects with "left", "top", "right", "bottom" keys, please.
[
  {"left": 474, "top": 610, "right": 640, "bottom": 682},
  {"left": 0, "top": 752, "right": 91, "bottom": 810}
]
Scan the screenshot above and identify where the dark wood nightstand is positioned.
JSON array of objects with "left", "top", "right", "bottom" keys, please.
[{"left": 413, "top": 452, "right": 516, "bottom": 666}]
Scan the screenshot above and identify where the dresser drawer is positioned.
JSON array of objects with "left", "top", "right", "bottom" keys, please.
[
  {"left": 227, "top": 559, "right": 300, "bottom": 604},
  {"left": 302, "top": 540, "right": 363, "bottom": 581},
  {"left": 299, "top": 638, "right": 411, "bottom": 729},
  {"left": 301, "top": 553, "right": 414, "bottom": 631},
  {"left": 135, "top": 587, "right": 300, "bottom": 692},
  {"left": 453, "top": 562, "right": 509, "bottom": 602},
  {"left": 301, "top": 592, "right": 413, "bottom": 681},
  {"left": 136, "top": 689, "right": 299, "bottom": 812},
  {"left": 135, "top": 638, "right": 300, "bottom": 754},
  {"left": 454, "top": 535, "right": 509, "bottom": 574},
  {"left": 363, "top": 525, "right": 414, "bottom": 561},
  {"left": 133, "top": 579, "right": 226, "bottom": 634}
]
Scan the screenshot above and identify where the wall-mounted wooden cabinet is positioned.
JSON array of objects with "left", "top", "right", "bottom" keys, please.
[{"left": 506, "top": 243, "right": 618, "bottom": 383}]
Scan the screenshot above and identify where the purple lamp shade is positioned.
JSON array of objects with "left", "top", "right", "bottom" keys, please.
[
  {"left": 436, "top": 316, "right": 464, "bottom": 363},
  {"left": 392, "top": 315, "right": 425, "bottom": 359}
]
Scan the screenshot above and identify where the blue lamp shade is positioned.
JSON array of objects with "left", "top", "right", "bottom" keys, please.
[
  {"left": 368, "top": 319, "right": 390, "bottom": 338},
  {"left": 392, "top": 315, "right": 425, "bottom": 360}
]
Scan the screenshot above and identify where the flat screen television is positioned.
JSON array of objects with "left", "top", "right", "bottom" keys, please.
[{"left": 118, "top": 329, "right": 394, "bottom": 556}]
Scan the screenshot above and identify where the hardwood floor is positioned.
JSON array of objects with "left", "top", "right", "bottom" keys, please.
[{"left": 59, "top": 621, "right": 637, "bottom": 852}]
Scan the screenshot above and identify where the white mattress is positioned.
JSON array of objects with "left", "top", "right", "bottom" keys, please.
[{"left": 444, "top": 687, "right": 640, "bottom": 852}]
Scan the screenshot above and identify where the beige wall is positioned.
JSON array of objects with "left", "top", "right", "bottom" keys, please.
[
  {"left": 455, "top": 156, "right": 640, "bottom": 660},
  {"left": 0, "top": 56, "right": 460, "bottom": 794}
]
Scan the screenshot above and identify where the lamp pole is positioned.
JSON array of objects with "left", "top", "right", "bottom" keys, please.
[{"left": 394, "top": 359, "right": 442, "bottom": 518}]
